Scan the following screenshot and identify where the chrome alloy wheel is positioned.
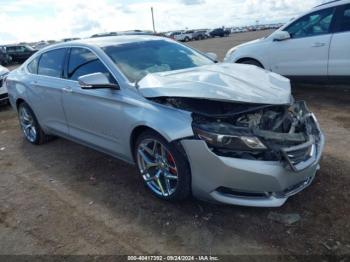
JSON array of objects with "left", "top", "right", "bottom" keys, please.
[
  {"left": 136, "top": 139, "right": 179, "bottom": 197},
  {"left": 19, "top": 106, "right": 37, "bottom": 143}
]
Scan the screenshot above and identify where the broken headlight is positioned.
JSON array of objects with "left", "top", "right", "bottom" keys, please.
[{"left": 193, "top": 127, "right": 266, "bottom": 151}]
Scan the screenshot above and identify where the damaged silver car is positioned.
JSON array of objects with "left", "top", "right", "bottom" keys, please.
[{"left": 5, "top": 36, "right": 325, "bottom": 207}]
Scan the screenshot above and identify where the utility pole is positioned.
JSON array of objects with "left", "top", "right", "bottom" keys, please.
[{"left": 151, "top": 7, "right": 156, "bottom": 33}]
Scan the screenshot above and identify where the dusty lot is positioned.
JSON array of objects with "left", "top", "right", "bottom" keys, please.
[{"left": 0, "top": 31, "right": 349, "bottom": 257}]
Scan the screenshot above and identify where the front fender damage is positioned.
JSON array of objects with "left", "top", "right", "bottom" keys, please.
[{"left": 150, "top": 97, "right": 324, "bottom": 172}]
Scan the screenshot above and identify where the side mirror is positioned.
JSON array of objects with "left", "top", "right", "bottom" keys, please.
[
  {"left": 273, "top": 31, "right": 291, "bottom": 41},
  {"left": 78, "top": 72, "right": 119, "bottom": 90},
  {"left": 206, "top": 52, "right": 218, "bottom": 62}
]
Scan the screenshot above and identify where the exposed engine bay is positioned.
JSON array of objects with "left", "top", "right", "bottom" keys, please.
[{"left": 151, "top": 97, "right": 322, "bottom": 171}]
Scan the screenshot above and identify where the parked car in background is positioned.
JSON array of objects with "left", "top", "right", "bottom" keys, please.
[
  {"left": 209, "top": 28, "right": 230, "bottom": 37},
  {"left": 0, "top": 65, "right": 9, "bottom": 103},
  {"left": 33, "top": 41, "right": 51, "bottom": 50},
  {"left": 5, "top": 45, "right": 37, "bottom": 63},
  {"left": 0, "top": 47, "right": 11, "bottom": 65},
  {"left": 62, "top": 38, "right": 81, "bottom": 42},
  {"left": 224, "top": 0, "right": 350, "bottom": 84},
  {"left": 5, "top": 36, "right": 324, "bottom": 207},
  {"left": 165, "top": 31, "right": 181, "bottom": 40},
  {"left": 91, "top": 31, "right": 155, "bottom": 39},
  {"left": 91, "top": 32, "right": 118, "bottom": 38},
  {"left": 174, "top": 30, "right": 194, "bottom": 42},
  {"left": 192, "top": 30, "right": 208, "bottom": 40},
  {"left": 231, "top": 28, "right": 241, "bottom": 34},
  {"left": 204, "top": 29, "right": 212, "bottom": 38},
  {"left": 121, "top": 30, "right": 155, "bottom": 36}
]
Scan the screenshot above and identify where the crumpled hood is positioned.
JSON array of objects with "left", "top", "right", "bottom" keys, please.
[{"left": 138, "top": 63, "right": 291, "bottom": 105}]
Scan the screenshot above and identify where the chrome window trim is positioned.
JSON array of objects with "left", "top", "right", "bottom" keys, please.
[
  {"left": 23, "top": 44, "right": 131, "bottom": 89},
  {"left": 36, "top": 47, "right": 67, "bottom": 79}
]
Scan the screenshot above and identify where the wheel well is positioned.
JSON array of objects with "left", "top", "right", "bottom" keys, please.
[
  {"left": 236, "top": 58, "right": 264, "bottom": 68},
  {"left": 129, "top": 125, "right": 190, "bottom": 171},
  {"left": 16, "top": 98, "right": 25, "bottom": 109},
  {"left": 130, "top": 126, "right": 159, "bottom": 160}
]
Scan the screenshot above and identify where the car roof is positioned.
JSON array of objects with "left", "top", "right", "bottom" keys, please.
[
  {"left": 43, "top": 35, "right": 167, "bottom": 50},
  {"left": 277, "top": 0, "right": 350, "bottom": 32},
  {"left": 313, "top": 0, "right": 350, "bottom": 10}
]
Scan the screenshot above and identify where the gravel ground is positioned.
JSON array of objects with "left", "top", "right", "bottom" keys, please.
[{"left": 0, "top": 30, "right": 349, "bottom": 256}]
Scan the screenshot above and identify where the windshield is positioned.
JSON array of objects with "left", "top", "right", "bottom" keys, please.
[{"left": 102, "top": 40, "right": 214, "bottom": 83}]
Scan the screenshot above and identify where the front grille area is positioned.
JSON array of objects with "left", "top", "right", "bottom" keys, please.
[
  {"left": 281, "top": 113, "right": 322, "bottom": 172},
  {"left": 287, "top": 145, "right": 314, "bottom": 164},
  {"left": 282, "top": 138, "right": 317, "bottom": 172}
]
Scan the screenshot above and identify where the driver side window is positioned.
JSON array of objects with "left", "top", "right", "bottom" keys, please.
[{"left": 285, "top": 7, "right": 335, "bottom": 39}]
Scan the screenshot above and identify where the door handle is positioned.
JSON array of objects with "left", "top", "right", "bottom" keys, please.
[
  {"left": 312, "top": 42, "right": 326, "bottom": 47},
  {"left": 62, "top": 87, "right": 73, "bottom": 93}
]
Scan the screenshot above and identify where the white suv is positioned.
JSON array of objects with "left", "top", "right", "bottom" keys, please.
[
  {"left": 174, "top": 30, "right": 194, "bottom": 42},
  {"left": 224, "top": 0, "right": 350, "bottom": 83},
  {"left": 0, "top": 65, "right": 9, "bottom": 102}
]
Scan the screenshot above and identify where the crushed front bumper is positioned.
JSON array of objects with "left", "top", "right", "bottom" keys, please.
[{"left": 181, "top": 129, "right": 324, "bottom": 207}]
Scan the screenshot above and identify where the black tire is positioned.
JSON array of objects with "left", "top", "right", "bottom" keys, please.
[
  {"left": 18, "top": 102, "right": 52, "bottom": 145},
  {"left": 134, "top": 130, "right": 191, "bottom": 201},
  {"left": 184, "top": 37, "right": 190, "bottom": 42},
  {"left": 239, "top": 59, "right": 264, "bottom": 68}
]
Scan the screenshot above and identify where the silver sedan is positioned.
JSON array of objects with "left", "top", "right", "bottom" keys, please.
[{"left": 5, "top": 36, "right": 324, "bottom": 207}]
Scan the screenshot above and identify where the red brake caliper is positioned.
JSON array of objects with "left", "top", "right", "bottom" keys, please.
[{"left": 167, "top": 153, "right": 177, "bottom": 174}]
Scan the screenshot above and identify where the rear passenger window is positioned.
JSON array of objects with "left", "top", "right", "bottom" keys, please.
[
  {"left": 38, "top": 48, "right": 66, "bottom": 78},
  {"left": 338, "top": 5, "right": 350, "bottom": 32},
  {"left": 67, "top": 48, "right": 115, "bottom": 82},
  {"left": 27, "top": 57, "right": 39, "bottom": 74}
]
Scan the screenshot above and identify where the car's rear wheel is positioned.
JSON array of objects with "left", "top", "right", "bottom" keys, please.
[
  {"left": 18, "top": 102, "right": 51, "bottom": 145},
  {"left": 134, "top": 130, "right": 191, "bottom": 201}
]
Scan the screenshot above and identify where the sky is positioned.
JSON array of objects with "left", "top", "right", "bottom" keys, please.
[{"left": 0, "top": 0, "right": 328, "bottom": 44}]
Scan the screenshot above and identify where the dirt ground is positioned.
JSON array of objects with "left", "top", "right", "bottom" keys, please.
[{"left": 0, "top": 31, "right": 349, "bottom": 257}]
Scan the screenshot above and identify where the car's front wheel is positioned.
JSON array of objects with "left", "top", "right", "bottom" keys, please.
[
  {"left": 134, "top": 130, "right": 191, "bottom": 201},
  {"left": 18, "top": 102, "right": 51, "bottom": 145}
]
